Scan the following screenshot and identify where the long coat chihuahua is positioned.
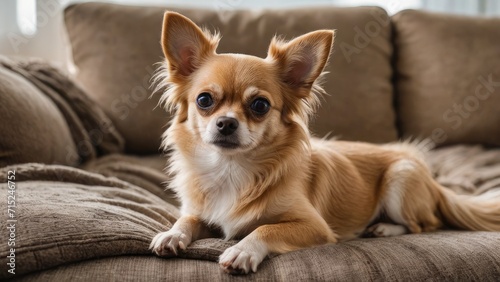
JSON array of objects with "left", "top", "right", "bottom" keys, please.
[{"left": 150, "top": 12, "right": 500, "bottom": 274}]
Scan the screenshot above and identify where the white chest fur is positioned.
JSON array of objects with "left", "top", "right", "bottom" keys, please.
[{"left": 181, "top": 149, "right": 256, "bottom": 239}]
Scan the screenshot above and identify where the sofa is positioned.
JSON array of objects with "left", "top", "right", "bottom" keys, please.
[{"left": 1, "top": 2, "right": 500, "bottom": 280}]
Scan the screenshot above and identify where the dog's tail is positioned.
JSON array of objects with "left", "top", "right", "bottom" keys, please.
[{"left": 436, "top": 183, "right": 500, "bottom": 231}]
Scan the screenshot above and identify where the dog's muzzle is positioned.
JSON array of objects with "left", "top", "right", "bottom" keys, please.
[{"left": 213, "top": 116, "right": 240, "bottom": 149}]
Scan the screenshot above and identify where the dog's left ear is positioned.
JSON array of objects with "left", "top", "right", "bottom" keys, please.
[
  {"left": 268, "top": 30, "right": 334, "bottom": 97},
  {"left": 161, "top": 12, "right": 219, "bottom": 79}
]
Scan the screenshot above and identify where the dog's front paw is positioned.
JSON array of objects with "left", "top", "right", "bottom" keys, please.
[
  {"left": 150, "top": 229, "right": 191, "bottom": 257},
  {"left": 365, "top": 223, "right": 407, "bottom": 238},
  {"left": 219, "top": 245, "right": 266, "bottom": 275}
]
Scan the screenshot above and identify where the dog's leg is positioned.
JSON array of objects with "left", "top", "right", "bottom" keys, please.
[
  {"left": 150, "top": 215, "right": 212, "bottom": 256},
  {"left": 378, "top": 159, "right": 442, "bottom": 235},
  {"left": 219, "top": 212, "right": 337, "bottom": 274}
]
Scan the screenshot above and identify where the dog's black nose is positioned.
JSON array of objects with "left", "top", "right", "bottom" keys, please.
[{"left": 216, "top": 117, "right": 239, "bottom": 136}]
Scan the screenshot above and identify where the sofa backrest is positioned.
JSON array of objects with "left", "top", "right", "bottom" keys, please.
[
  {"left": 64, "top": 3, "right": 398, "bottom": 154},
  {"left": 392, "top": 10, "right": 500, "bottom": 148}
]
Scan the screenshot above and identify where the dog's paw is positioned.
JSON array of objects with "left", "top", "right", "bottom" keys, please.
[
  {"left": 149, "top": 229, "right": 191, "bottom": 257},
  {"left": 365, "top": 223, "right": 407, "bottom": 238},
  {"left": 219, "top": 245, "right": 265, "bottom": 275},
  {"left": 219, "top": 247, "right": 256, "bottom": 275}
]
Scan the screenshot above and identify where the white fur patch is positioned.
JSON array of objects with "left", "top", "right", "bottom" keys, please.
[
  {"left": 367, "top": 223, "right": 407, "bottom": 237},
  {"left": 150, "top": 228, "right": 190, "bottom": 256},
  {"left": 219, "top": 236, "right": 268, "bottom": 274},
  {"left": 383, "top": 159, "right": 416, "bottom": 225},
  {"left": 207, "top": 83, "right": 223, "bottom": 95},
  {"left": 191, "top": 148, "right": 256, "bottom": 238},
  {"left": 243, "top": 86, "right": 259, "bottom": 99},
  {"left": 471, "top": 188, "right": 500, "bottom": 203}
]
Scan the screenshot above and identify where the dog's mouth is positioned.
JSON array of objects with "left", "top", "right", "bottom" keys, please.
[{"left": 212, "top": 140, "right": 240, "bottom": 149}]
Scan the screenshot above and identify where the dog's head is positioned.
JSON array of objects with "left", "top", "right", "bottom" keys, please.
[{"left": 158, "top": 12, "right": 334, "bottom": 155}]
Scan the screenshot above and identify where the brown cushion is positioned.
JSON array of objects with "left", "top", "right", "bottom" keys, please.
[
  {"left": 393, "top": 10, "right": 500, "bottom": 147},
  {"left": 64, "top": 3, "right": 397, "bottom": 153},
  {"left": 0, "top": 163, "right": 179, "bottom": 278},
  {"left": 0, "top": 59, "right": 77, "bottom": 167},
  {"left": 82, "top": 153, "right": 179, "bottom": 206},
  {"left": 11, "top": 233, "right": 500, "bottom": 281}
]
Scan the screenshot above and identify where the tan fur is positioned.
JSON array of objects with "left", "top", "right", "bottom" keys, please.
[{"left": 150, "top": 12, "right": 500, "bottom": 275}]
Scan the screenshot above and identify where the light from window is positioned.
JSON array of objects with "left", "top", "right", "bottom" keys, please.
[{"left": 17, "top": 0, "right": 37, "bottom": 36}]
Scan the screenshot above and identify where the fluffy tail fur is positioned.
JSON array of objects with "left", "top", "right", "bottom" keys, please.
[{"left": 437, "top": 185, "right": 500, "bottom": 231}]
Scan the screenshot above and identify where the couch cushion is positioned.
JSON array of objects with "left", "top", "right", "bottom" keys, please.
[
  {"left": 0, "top": 163, "right": 179, "bottom": 278},
  {"left": 81, "top": 153, "right": 179, "bottom": 206},
  {"left": 0, "top": 58, "right": 124, "bottom": 167},
  {"left": 11, "top": 232, "right": 500, "bottom": 281},
  {"left": 0, "top": 58, "right": 77, "bottom": 167},
  {"left": 393, "top": 10, "right": 500, "bottom": 147},
  {"left": 64, "top": 3, "right": 397, "bottom": 153}
]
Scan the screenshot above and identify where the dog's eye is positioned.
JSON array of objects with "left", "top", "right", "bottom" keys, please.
[
  {"left": 196, "top": 93, "right": 214, "bottom": 109},
  {"left": 250, "top": 98, "right": 270, "bottom": 115}
]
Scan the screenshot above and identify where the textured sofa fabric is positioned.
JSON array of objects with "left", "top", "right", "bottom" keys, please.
[
  {"left": 0, "top": 58, "right": 77, "bottom": 167},
  {"left": 64, "top": 3, "right": 398, "bottom": 153},
  {"left": 0, "top": 162, "right": 178, "bottom": 279},
  {"left": 0, "top": 58, "right": 124, "bottom": 167},
  {"left": 393, "top": 10, "right": 500, "bottom": 147},
  {"left": 11, "top": 233, "right": 500, "bottom": 281}
]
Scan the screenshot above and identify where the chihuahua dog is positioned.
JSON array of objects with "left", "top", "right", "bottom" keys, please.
[{"left": 150, "top": 12, "right": 500, "bottom": 274}]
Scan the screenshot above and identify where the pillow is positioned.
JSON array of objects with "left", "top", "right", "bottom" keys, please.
[
  {"left": 0, "top": 163, "right": 179, "bottom": 278},
  {"left": 0, "top": 59, "right": 78, "bottom": 167},
  {"left": 393, "top": 10, "right": 500, "bottom": 147},
  {"left": 64, "top": 3, "right": 398, "bottom": 153}
]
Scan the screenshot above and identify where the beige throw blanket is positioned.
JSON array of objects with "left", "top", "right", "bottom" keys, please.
[{"left": 1, "top": 58, "right": 124, "bottom": 164}]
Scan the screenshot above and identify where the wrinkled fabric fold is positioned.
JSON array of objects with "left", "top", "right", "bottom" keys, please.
[{"left": 1, "top": 59, "right": 124, "bottom": 164}]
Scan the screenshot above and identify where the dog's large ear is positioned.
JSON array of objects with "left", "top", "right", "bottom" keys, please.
[
  {"left": 268, "top": 30, "right": 334, "bottom": 97},
  {"left": 161, "top": 12, "right": 219, "bottom": 78}
]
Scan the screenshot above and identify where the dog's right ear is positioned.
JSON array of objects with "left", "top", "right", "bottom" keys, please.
[{"left": 161, "top": 12, "right": 219, "bottom": 79}]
